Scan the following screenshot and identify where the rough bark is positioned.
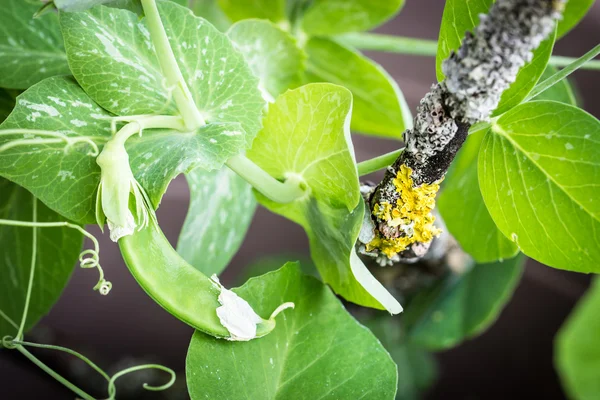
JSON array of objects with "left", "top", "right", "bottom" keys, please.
[{"left": 360, "top": 0, "right": 565, "bottom": 265}]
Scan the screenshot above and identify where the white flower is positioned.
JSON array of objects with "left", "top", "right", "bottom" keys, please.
[{"left": 95, "top": 139, "right": 154, "bottom": 242}]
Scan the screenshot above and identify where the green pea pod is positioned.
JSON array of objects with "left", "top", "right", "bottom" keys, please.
[{"left": 119, "top": 218, "right": 289, "bottom": 340}]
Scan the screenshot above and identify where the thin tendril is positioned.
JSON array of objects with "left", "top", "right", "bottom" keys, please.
[
  {"left": 13, "top": 345, "right": 95, "bottom": 400},
  {"left": 269, "top": 302, "right": 295, "bottom": 320},
  {"left": 0, "top": 219, "right": 112, "bottom": 295},
  {"left": 3, "top": 335, "right": 176, "bottom": 399},
  {"left": 15, "top": 199, "right": 38, "bottom": 341},
  {"left": 106, "top": 364, "right": 177, "bottom": 400},
  {"left": 0, "top": 129, "right": 100, "bottom": 156},
  {"left": 8, "top": 338, "right": 111, "bottom": 382}
]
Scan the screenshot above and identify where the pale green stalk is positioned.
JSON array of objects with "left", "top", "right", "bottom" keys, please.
[
  {"left": 339, "top": 32, "right": 600, "bottom": 71},
  {"left": 141, "top": 0, "right": 205, "bottom": 130},
  {"left": 15, "top": 200, "right": 38, "bottom": 341},
  {"left": 357, "top": 148, "right": 404, "bottom": 176},
  {"left": 526, "top": 44, "right": 600, "bottom": 101},
  {"left": 15, "top": 345, "right": 95, "bottom": 400},
  {"left": 226, "top": 154, "right": 306, "bottom": 203}
]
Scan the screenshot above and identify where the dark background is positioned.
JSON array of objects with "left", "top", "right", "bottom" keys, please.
[{"left": 1, "top": 0, "right": 599, "bottom": 399}]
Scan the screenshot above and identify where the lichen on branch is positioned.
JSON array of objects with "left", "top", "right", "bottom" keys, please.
[{"left": 360, "top": 0, "right": 565, "bottom": 265}]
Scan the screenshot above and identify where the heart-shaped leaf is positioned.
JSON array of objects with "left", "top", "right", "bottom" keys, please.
[
  {"left": 478, "top": 101, "right": 600, "bottom": 273},
  {"left": 247, "top": 83, "right": 402, "bottom": 313},
  {"left": 0, "top": 76, "right": 246, "bottom": 223},
  {"left": 186, "top": 263, "right": 398, "bottom": 400},
  {"left": 60, "top": 1, "right": 265, "bottom": 144}
]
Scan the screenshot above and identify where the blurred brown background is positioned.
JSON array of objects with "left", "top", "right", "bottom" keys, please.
[{"left": 1, "top": 0, "right": 599, "bottom": 399}]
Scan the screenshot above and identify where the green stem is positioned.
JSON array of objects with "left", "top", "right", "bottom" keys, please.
[
  {"left": 0, "top": 218, "right": 111, "bottom": 295},
  {"left": 337, "top": 32, "right": 438, "bottom": 56},
  {"left": 357, "top": 148, "right": 404, "bottom": 176},
  {"left": 141, "top": 0, "right": 205, "bottom": 130},
  {"left": 112, "top": 116, "right": 186, "bottom": 146},
  {"left": 16, "top": 200, "right": 38, "bottom": 341},
  {"left": 11, "top": 339, "right": 110, "bottom": 382},
  {"left": 107, "top": 364, "right": 176, "bottom": 399},
  {"left": 226, "top": 154, "right": 306, "bottom": 203},
  {"left": 526, "top": 43, "right": 600, "bottom": 101},
  {"left": 15, "top": 345, "right": 95, "bottom": 400},
  {"left": 339, "top": 32, "right": 600, "bottom": 71}
]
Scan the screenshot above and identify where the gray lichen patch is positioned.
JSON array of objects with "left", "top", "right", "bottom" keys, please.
[
  {"left": 366, "top": 0, "right": 564, "bottom": 264},
  {"left": 443, "top": 0, "right": 562, "bottom": 124}
]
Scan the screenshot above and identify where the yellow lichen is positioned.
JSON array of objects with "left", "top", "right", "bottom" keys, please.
[{"left": 367, "top": 165, "right": 442, "bottom": 258}]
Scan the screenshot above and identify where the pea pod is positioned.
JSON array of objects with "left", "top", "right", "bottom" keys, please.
[
  {"left": 119, "top": 212, "right": 290, "bottom": 341},
  {"left": 97, "top": 120, "right": 292, "bottom": 341}
]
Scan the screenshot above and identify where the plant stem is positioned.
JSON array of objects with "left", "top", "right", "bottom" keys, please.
[
  {"left": 357, "top": 148, "right": 404, "bottom": 176},
  {"left": 337, "top": 32, "right": 438, "bottom": 56},
  {"left": 11, "top": 339, "right": 110, "bottom": 382},
  {"left": 112, "top": 116, "right": 186, "bottom": 146},
  {"left": 526, "top": 43, "right": 600, "bottom": 101},
  {"left": 141, "top": 0, "right": 205, "bottom": 130},
  {"left": 339, "top": 32, "right": 600, "bottom": 71},
  {"left": 16, "top": 200, "right": 38, "bottom": 341},
  {"left": 226, "top": 155, "right": 306, "bottom": 203},
  {"left": 15, "top": 345, "right": 95, "bottom": 400}
]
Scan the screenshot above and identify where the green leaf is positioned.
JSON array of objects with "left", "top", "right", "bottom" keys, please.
[
  {"left": 531, "top": 65, "right": 578, "bottom": 105},
  {"left": 436, "top": 0, "right": 556, "bottom": 115},
  {"left": 301, "top": 0, "right": 405, "bottom": 36},
  {"left": 177, "top": 166, "right": 256, "bottom": 276},
  {"left": 0, "top": 76, "right": 245, "bottom": 224},
  {"left": 191, "top": 0, "right": 231, "bottom": 31},
  {"left": 556, "top": 277, "right": 600, "bottom": 400},
  {"left": 304, "top": 37, "right": 411, "bottom": 139},
  {"left": 236, "top": 254, "right": 317, "bottom": 285},
  {"left": 404, "top": 255, "right": 524, "bottom": 351},
  {"left": 438, "top": 130, "right": 519, "bottom": 263},
  {"left": 186, "top": 263, "right": 398, "bottom": 400},
  {"left": 60, "top": 1, "right": 265, "bottom": 144},
  {"left": 0, "top": 0, "right": 70, "bottom": 89},
  {"left": 0, "top": 178, "right": 82, "bottom": 341},
  {"left": 479, "top": 101, "right": 600, "bottom": 273},
  {"left": 217, "top": 0, "right": 287, "bottom": 24},
  {"left": 492, "top": 30, "right": 556, "bottom": 116},
  {"left": 247, "top": 83, "right": 402, "bottom": 313},
  {"left": 556, "top": 0, "right": 595, "bottom": 39},
  {"left": 435, "top": 0, "right": 494, "bottom": 82},
  {"left": 227, "top": 19, "right": 305, "bottom": 100},
  {"left": 364, "top": 317, "right": 438, "bottom": 400}
]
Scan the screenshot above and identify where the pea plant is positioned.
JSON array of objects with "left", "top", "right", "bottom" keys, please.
[{"left": 0, "top": 0, "right": 599, "bottom": 398}]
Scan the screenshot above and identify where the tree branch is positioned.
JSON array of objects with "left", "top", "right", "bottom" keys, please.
[{"left": 359, "top": 0, "right": 565, "bottom": 265}]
